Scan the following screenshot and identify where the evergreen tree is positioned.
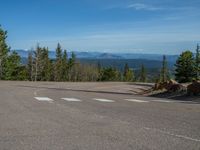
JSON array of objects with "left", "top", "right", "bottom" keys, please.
[
  {"left": 195, "top": 44, "right": 200, "bottom": 80},
  {"left": 0, "top": 26, "right": 10, "bottom": 79},
  {"left": 175, "top": 50, "right": 196, "bottom": 83},
  {"left": 100, "top": 67, "right": 121, "bottom": 81},
  {"left": 97, "top": 61, "right": 102, "bottom": 81},
  {"left": 139, "top": 64, "right": 147, "bottom": 82},
  {"left": 123, "top": 63, "right": 129, "bottom": 78},
  {"left": 4, "top": 51, "right": 21, "bottom": 80},
  {"left": 68, "top": 52, "right": 76, "bottom": 81},
  {"left": 47, "top": 60, "right": 54, "bottom": 81},
  {"left": 54, "top": 43, "right": 63, "bottom": 81},
  {"left": 160, "top": 55, "right": 169, "bottom": 82},
  {"left": 17, "top": 66, "right": 28, "bottom": 81},
  {"left": 62, "top": 49, "right": 68, "bottom": 81},
  {"left": 125, "top": 70, "right": 134, "bottom": 82},
  {"left": 123, "top": 63, "right": 134, "bottom": 81},
  {"left": 41, "top": 47, "right": 52, "bottom": 81},
  {"left": 27, "top": 50, "right": 34, "bottom": 81},
  {"left": 69, "top": 52, "right": 76, "bottom": 68},
  {"left": 33, "top": 45, "right": 43, "bottom": 81}
]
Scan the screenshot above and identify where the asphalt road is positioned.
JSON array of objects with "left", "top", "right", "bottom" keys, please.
[{"left": 0, "top": 81, "right": 200, "bottom": 150}]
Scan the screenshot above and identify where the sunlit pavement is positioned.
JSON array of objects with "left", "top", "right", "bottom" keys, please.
[{"left": 0, "top": 81, "right": 199, "bottom": 150}]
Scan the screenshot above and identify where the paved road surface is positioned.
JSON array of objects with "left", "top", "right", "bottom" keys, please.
[{"left": 0, "top": 81, "right": 199, "bottom": 150}]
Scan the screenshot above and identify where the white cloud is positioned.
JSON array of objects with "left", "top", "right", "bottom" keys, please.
[
  {"left": 107, "top": 3, "right": 194, "bottom": 12},
  {"left": 127, "top": 3, "right": 162, "bottom": 11}
]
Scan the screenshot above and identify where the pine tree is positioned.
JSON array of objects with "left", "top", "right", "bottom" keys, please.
[
  {"left": 125, "top": 70, "right": 134, "bottom": 82},
  {"left": 54, "top": 43, "right": 63, "bottom": 81},
  {"left": 139, "top": 64, "right": 147, "bottom": 82},
  {"left": 68, "top": 52, "right": 76, "bottom": 81},
  {"left": 62, "top": 49, "right": 68, "bottom": 81},
  {"left": 97, "top": 61, "right": 102, "bottom": 81},
  {"left": 27, "top": 50, "right": 34, "bottom": 81},
  {"left": 123, "top": 63, "right": 134, "bottom": 81},
  {"left": 175, "top": 50, "right": 196, "bottom": 83},
  {"left": 4, "top": 51, "right": 21, "bottom": 80},
  {"left": 161, "top": 55, "right": 169, "bottom": 82},
  {"left": 41, "top": 47, "right": 52, "bottom": 81},
  {"left": 195, "top": 44, "right": 200, "bottom": 80},
  {"left": 47, "top": 60, "right": 53, "bottom": 81},
  {"left": 69, "top": 52, "right": 76, "bottom": 68},
  {"left": 0, "top": 26, "right": 10, "bottom": 79},
  {"left": 100, "top": 67, "right": 121, "bottom": 81},
  {"left": 123, "top": 63, "right": 129, "bottom": 79},
  {"left": 17, "top": 66, "right": 28, "bottom": 81},
  {"left": 33, "top": 45, "right": 43, "bottom": 81}
]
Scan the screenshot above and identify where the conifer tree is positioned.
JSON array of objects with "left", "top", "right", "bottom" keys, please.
[
  {"left": 123, "top": 63, "right": 134, "bottom": 81},
  {"left": 17, "top": 65, "right": 28, "bottom": 81},
  {"left": 62, "top": 49, "right": 68, "bottom": 81},
  {"left": 41, "top": 47, "right": 52, "bottom": 81},
  {"left": 161, "top": 55, "right": 169, "bottom": 82},
  {"left": 195, "top": 44, "right": 200, "bottom": 80},
  {"left": 68, "top": 52, "right": 76, "bottom": 81},
  {"left": 0, "top": 26, "right": 10, "bottom": 79},
  {"left": 54, "top": 43, "right": 63, "bottom": 81},
  {"left": 125, "top": 70, "right": 134, "bottom": 82},
  {"left": 69, "top": 52, "right": 76, "bottom": 68},
  {"left": 33, "top": 45, "right": 43, "bottom": 81},
  {"left": 175, "top": 50, "right": 195, "bottom": 83},
  {"left": 27, "top": 50, "right": 34, "bottom": 81},
  {"left": 4, "top": 51, "right": 21, "bottom": 80},
  {"left": 100, "top": 67, "right": 121, "bottom": 81},
  {"left": 139, "top": 64, "right": 147, "bottom": 82},
  {"left": 123, "top": 63, "right": 129, "bottom": 78},
  {"left": 97, "top": 61, "right": 102, "bottom": 81}
]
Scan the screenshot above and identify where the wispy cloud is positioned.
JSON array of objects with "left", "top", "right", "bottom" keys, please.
[
  {"left": 106, "top": 3, "right": 194, "bottom": 12},
  {"left": 163, "top": 16, "right": 182, "bottom": 21},
  {"left": 104, "top": 3, "right": 163, "bottom": 11},
  {"left": 127, "top": 3, "right": 162, "bottom": 11}
]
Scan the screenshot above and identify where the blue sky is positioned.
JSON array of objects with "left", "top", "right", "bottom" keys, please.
[{"left": 1, "top": 0, "right": 200, "bottom": 54}]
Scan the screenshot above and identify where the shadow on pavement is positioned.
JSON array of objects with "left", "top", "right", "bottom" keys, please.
[
  {"left": 149, "top": 91, "right": 200, "bottom": 104},
  {"left": 17, "top": 85, "right": 135, "bottom": 96},
  {"left": 17, "top": 84, "right": 200, "bottom": 104}
]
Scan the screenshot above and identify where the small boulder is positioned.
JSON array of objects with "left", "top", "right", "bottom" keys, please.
[
  {"left": 166, "top": 79, "right": 179, "bottom": 91},
  {"left": 154, "top": 82, "right": 168, "bottom": 91},
  {"left": 168, "top": 84, "right": 186, "bottom": 93},
  {"left": 168, "top": 79, "right": 178, "bottom": 85},
  {"left": 154, "top": 80, "right": 178, "bottom": 91},
  {"left": 154, "top": 83, "right": 160, "bottom": 91},
  {"left": 187, "top": 80, "right": 200, "bottom": 95}
]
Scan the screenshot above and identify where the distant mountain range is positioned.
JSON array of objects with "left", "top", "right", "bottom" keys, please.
[
  {"left": 13, "top": 49, "right": 178, "bottom": 63},
  {"left": 15, "top": 49, "right": 177, "bottom": 78}
]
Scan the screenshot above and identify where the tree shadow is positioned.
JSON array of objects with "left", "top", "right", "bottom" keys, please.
[{"left": 149, "top": 91, "right": 200, "bottom": 104}]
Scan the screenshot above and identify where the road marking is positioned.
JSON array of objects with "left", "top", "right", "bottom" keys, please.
[
  {"left": 93, "top": 98, "right": 115, "bottom": 102},
  {"left": 152, "top": 100, "right": 173, "bottom": 103},
  {"left": 34, "top": 97, "right": 53, "bottom": 102},
  {"left": 125, "top": 99, "right": 149, "bottom": 103},
  {"left": 144, "top": 127, "right": 200, "bottom": 142},
  {"left": 61, "top": 98, "right": 82, "bottom": 102}
]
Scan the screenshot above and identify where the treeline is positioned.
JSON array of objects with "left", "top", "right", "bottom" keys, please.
[
  {"left": 0, "top": 26, "right": 147, "bottom": 82},
  {"left": 0, "top": 43, "right": 145, "bottom": 82},
  {"left": 0, "top": 26, "right": 199, "bottom": 83},
  {"left": 27, "top": 44, "right": 101, "bottom": 82}
]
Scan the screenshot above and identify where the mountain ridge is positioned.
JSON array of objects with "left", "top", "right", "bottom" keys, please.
[{"left": 12, "top": 49, "right": 178, "bottom": 62}]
